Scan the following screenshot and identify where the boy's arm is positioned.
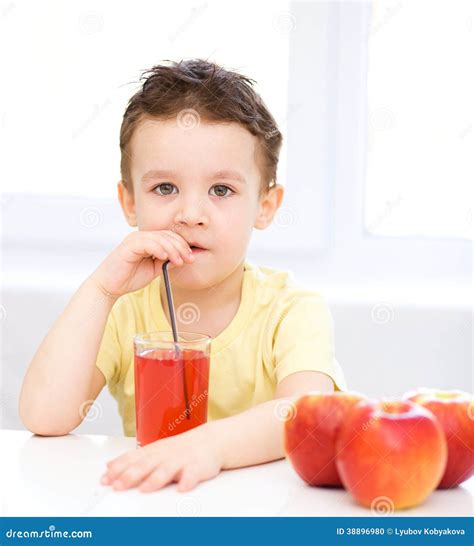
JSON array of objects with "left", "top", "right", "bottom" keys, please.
[
  {"left": 18, "top": 275, "right": 118, "bottom": 436},
  {"left": 216, "top": 370, "right": 335, "bottom": 469},
  {"left": 101, "top": 371, "right": 335, "bottom": 492},
  {"left": 19, "top": 230, "right": 194, "bottom": 436}
]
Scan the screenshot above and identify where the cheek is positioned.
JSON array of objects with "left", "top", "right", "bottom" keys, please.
[
  {"left": 222, "top": 197, "right": 257, "bottom": 223},
  {"left": 218, "top": 202, "right": 253, "bottom": 227},
  {"left": 136, "top": 199, "right": 170, "bottom": 230}
]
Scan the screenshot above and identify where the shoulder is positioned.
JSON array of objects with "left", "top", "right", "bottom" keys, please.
[
  {"left": 245, "top": 261, "right": 330, "bottom": 331},
  {"left": 246, "top": 261, "right": 326, "bottom": 310}
]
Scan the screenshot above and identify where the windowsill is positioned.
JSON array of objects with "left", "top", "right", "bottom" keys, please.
[{"left": 2, "top": 265, "right": 469, "bottom": 309}]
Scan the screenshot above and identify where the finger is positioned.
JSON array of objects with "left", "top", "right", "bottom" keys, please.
[
  {"left": 138, "top": 463, "right": 181, "bottom": 493},
  {"left": 139, "top": 238, "right": 183, "bottom": 266},
  {"left": 102, "top": 452, "right": 138, "bottom": 483},
  {"left": 143, "top": 235, "right": 188, "bottom": 266},
  {"left": 177, "top": 468, "right": 200, "bottom": 492},
  {"left": 153, "top": 232, "right": 195, "bottom": 264},
  {"left": 126, "top": 238, "right": 169, "bottom": 262},
  {"left": 110, "top": 458, "right": 158, "bottom": 491},
  {"left": 161, "top": 230, "right": 194, "bottom": 254},
  {"left": 164, "top": 227, "right": 187, "bottom": 242},
  {"left": 160, "top": 229, "right": 188, "bottom": 245}
]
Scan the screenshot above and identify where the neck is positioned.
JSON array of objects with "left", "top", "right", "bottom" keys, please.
[{"left": 159, "top": 261, "right": 246, "bottom": 317}]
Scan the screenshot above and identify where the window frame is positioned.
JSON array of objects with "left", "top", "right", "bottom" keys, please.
[
  {"left": 303, "top": 0, "right": 470, "bottom": 287},
  {"left": 1, "top": 1, "right": 470, "bottom": 292}
]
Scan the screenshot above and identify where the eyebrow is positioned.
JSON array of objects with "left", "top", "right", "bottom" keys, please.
[{"left": 141, "top": 169, "right": 246, "bottom": 184}]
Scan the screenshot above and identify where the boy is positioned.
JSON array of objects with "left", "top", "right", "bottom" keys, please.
[{"left": 19, "top": 59, "right": 347, "bottom": 493}]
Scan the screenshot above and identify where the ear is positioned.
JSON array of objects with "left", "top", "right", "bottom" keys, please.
[
  {"left": 117, "top": 181, "right": 137, "bottom": 227},
  {"left": 254, "top": 183, "right": 285, "bottom": 230}
]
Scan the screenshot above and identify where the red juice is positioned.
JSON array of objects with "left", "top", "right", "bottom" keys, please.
[{"left": 134, "top": 348, "right": 210, "bottom": 447}]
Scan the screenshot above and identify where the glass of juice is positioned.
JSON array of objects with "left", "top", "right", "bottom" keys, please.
[{"left": 133, "top": 331, "right": 211, "bottom": 447}]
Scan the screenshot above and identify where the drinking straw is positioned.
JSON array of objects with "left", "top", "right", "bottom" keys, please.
[{"left": 162, "top": 260, "right": 191, "bottom": 420}]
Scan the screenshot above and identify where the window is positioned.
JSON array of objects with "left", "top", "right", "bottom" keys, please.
[
  {"left": 365, "top": 0, "right": 472, "bottom": 239},
  {"left": 2, "top": 1, "right": 470, "bottom": 293},
  {"left": 0, "top": 0, "right": 290, "bottom": 198}
]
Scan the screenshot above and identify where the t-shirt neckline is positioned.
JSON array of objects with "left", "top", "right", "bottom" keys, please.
[{"left": 150, "top": 261, "right": 257, "bottom": 354}]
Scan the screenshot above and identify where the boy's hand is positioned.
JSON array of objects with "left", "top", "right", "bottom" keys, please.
[
  {"left": 100, "top": 423, "right": 224, "bottom": 493},
  {"left": 93, "top": 230, "right": 195, "bottom": 298}
]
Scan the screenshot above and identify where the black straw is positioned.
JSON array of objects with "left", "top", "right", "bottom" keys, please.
[{"left": 162, "top": 260, "right": 190, "bottom": 420}]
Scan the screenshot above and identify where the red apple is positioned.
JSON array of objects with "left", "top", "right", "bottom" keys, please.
[
  {"left": 284, "top": 391, "right": 367, "bottom": 486},
  {"left": 335, "top": 398, "right": 447, "bottom": 510},
  {"left": 403, "top": 388, "right": 474, "bottom": 488}
]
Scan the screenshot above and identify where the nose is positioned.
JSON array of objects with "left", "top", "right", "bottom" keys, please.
[{"left": 173, "top": 195, "right": 208, "bottom": 227}]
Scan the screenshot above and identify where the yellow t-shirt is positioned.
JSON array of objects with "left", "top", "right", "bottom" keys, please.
[{"left": 95, "top": 261, "right": 348, "bottom": 436}]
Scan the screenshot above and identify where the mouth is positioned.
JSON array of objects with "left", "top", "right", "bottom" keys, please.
[{"left": 189, "top": 245, "right": 208, "bottom": 254}]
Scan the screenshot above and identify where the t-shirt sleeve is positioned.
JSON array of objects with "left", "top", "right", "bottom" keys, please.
[
  {"left": 95, "top": 308, "right": 121, "bottom": 387},
  {"left": 271, "top": 294, "right": 347, "bottom": 392}
]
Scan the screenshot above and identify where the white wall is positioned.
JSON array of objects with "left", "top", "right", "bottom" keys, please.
[
  {"left": 1, "top": 270, "right": 470, "bottom": 435},
  {"left": 1, "top": 1, "right": 471, "bottom": 436}
]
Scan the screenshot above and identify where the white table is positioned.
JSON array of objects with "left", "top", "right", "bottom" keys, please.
[{"left": 1, "top": 429, "right": 472, "bottom": 517}]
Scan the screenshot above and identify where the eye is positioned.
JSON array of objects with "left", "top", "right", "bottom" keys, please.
[
  {"left": 153, "top": 183, "right": 177, "bottom": 196},
  {"left": 210, "top": 185, "right": 234, "bottom": 198}
]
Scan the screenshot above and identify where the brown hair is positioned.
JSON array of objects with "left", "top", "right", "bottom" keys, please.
[{"left": 119, "top": 59, "right": 283, "bottom": 196}]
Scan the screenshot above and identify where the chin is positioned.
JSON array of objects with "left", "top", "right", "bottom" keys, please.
[{"left": 171, "top": 266, "right": 213, "bottom": 288}]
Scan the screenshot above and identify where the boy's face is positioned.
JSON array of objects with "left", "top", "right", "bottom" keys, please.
[{"left": 118, "top": 117, "right": 283, "bottom": 290}]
